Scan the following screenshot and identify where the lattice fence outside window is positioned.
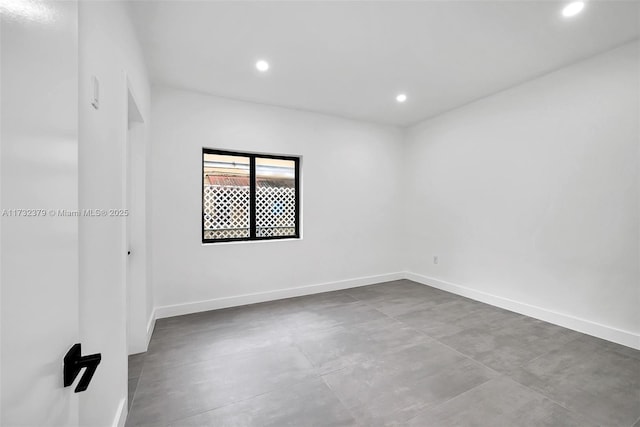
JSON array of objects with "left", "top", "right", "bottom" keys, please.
[
  {"left": 203, "top": 185, "right": 250, "bottom": 239},
  {"left": 256, "top": 186, "right": 296, "bottom": 237},
  {"left": 203, "top": 185, "right": 296, "bottom": 239}
]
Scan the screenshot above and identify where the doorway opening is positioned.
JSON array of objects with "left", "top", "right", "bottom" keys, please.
[{"left": 125, "top": 82, "right": 145, "bottom": 354}]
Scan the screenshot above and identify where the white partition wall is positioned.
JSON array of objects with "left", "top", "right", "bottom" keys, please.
[{"left": 403, "top": 42, "right": 640, "bottom": 349}]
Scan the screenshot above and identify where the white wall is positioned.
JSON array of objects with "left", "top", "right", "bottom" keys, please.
[
  {"left": 150, "top": 87, "right": 404, "bottom": 315},
  {"left": 78, "top": 1, "right": 151, "bottom": 424},
  {"left": 1, "top": 1, "right": 80, "bottom": 425},
  {"left": 404, "top": 41, "right": 640, "bottom": 348}
]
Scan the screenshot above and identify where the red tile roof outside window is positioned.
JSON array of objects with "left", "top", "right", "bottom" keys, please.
[{"left": 206, "top": 175, "right": 294, "bottom": 188}]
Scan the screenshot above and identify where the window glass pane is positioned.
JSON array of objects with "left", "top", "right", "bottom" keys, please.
[
  {"left": 255, "top": 157, "right": 296, "bottom": 238},
  {"left": 203, "top": 153, "right": 250, "bottom": 240}
]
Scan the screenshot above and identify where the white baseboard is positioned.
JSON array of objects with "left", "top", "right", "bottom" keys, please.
[
  {"left": 404, "top": 272, "right": 640, "bottom": 350},
  {"left": 112, "top": 397, "right": 126, "bottom": 427},
  {"left": 127, "top": 313, "right": 156, "bottom": 355},
  {"left": 150, "top": 270, "right": 638, "bottom": 351},
  {"left": 154, "top": 272, "right": 404, "bottom": 319},
  {"left": 146, "top": 310, "right": 156, "bottom": 348}
]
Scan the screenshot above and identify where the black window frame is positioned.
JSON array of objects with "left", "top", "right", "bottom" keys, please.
[{"left": 202, "top": 148, "right": 301, "bottom": 244}]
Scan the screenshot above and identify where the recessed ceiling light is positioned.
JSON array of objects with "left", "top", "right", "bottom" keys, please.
[
  {"left": 396, "top": 93, "right": 407, "bottom": 103},
  {"left": 256, "top": 60, "right": 270, "bottom": 72},
  {"left": 0, "top": 0, "right": 53, "bottom": 22},
  {"left": 562, "top": 1, "right": 585, "bottom": 17}
]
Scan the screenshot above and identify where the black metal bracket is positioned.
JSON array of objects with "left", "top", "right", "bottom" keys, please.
[{"left": 63, "top": 343, "right": 101, "bottom": 393}]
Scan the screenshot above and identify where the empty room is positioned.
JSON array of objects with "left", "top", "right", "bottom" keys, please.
[{"left": 1, "top": 0, "right": 639, "bottom": 426}]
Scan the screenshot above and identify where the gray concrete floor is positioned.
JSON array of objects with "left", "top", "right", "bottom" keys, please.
[{"left": 126, "top": 280, "right": 640, "bottom": 427}]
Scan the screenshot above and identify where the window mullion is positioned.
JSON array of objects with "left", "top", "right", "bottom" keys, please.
[{"left": 249, "top": 156, "right": 256, "bottom": 239}]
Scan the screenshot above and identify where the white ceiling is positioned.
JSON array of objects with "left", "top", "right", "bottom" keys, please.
[{"left": 130, "top": 1, "right": 640, "bottom": 127}]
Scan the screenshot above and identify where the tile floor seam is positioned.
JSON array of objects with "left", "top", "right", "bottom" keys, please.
[
  {"left": 152, "top": 296, "right": 327, "bottom": 326},
  {"left": 388, "top": 321, "right": 603, "bottom": 427},
  {"left": 380, "top": 310, "right": 506, "bottom": 377},
  {"left": 290, "top": 339, "right": 327, "bottom": 377},
  {"left": 288, "top": 316, "right": 419, "bottom": 377},
  {"left": 384, "top": 312, "right": 608, "bottom": 425},
  {"left": 510, "top": 332, "right": 582, "bottom": 371},
  {"left": 317, "top": 294, "right": 511, "bottom": 426},
  {"left": 317, "top": 371, "right": 364, "bottom": 427},
  {"left": 141, "top": 306, "right": 390, "bottom": 389},
  {"left": 402, "top": 375, "right": 496, "bottom": 425},
  {"left": 135, "top": 375, "right": 319, "bottom": 427},
  {"left": 128, "top": 344, "right": 318, "bottom": 425},
  {"left": 340, "top": 292, "right": 409, "bottom": 324},
  {"left": 503, "top": 336, "right": 640, "bottom": 426},
  {"left": 343, "top": 291, "right": 526, "bottom": 388},
  {"left": 500, "top": 373, "right": 606, "bottom": 427},
  {"left": 365, "top": 292, "right": 567, "bottom": 379},
  {"left": 149, "top": 297, "right": 322, "bottom": 341},
  {"left": 441, "top": 329, "right": 635, "bottom": 427},
  {"left": 139, "top": 340, "right": 305, "bottom": 382},
  {"left": 378, "top": 302, "right": 607, "bottom": 426}
]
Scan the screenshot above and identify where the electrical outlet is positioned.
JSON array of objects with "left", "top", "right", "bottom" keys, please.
[{"left": 433, "top": 256, "right": 439, "bottom": 264}]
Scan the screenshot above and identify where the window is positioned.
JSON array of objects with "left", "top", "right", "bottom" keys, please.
[{"left": 202, "top": 148, "right": 300, "bottom": 243}]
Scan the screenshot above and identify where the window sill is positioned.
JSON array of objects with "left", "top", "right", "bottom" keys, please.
[{"left": 202, "top": 237, "right": 302, "bottom": 246}]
